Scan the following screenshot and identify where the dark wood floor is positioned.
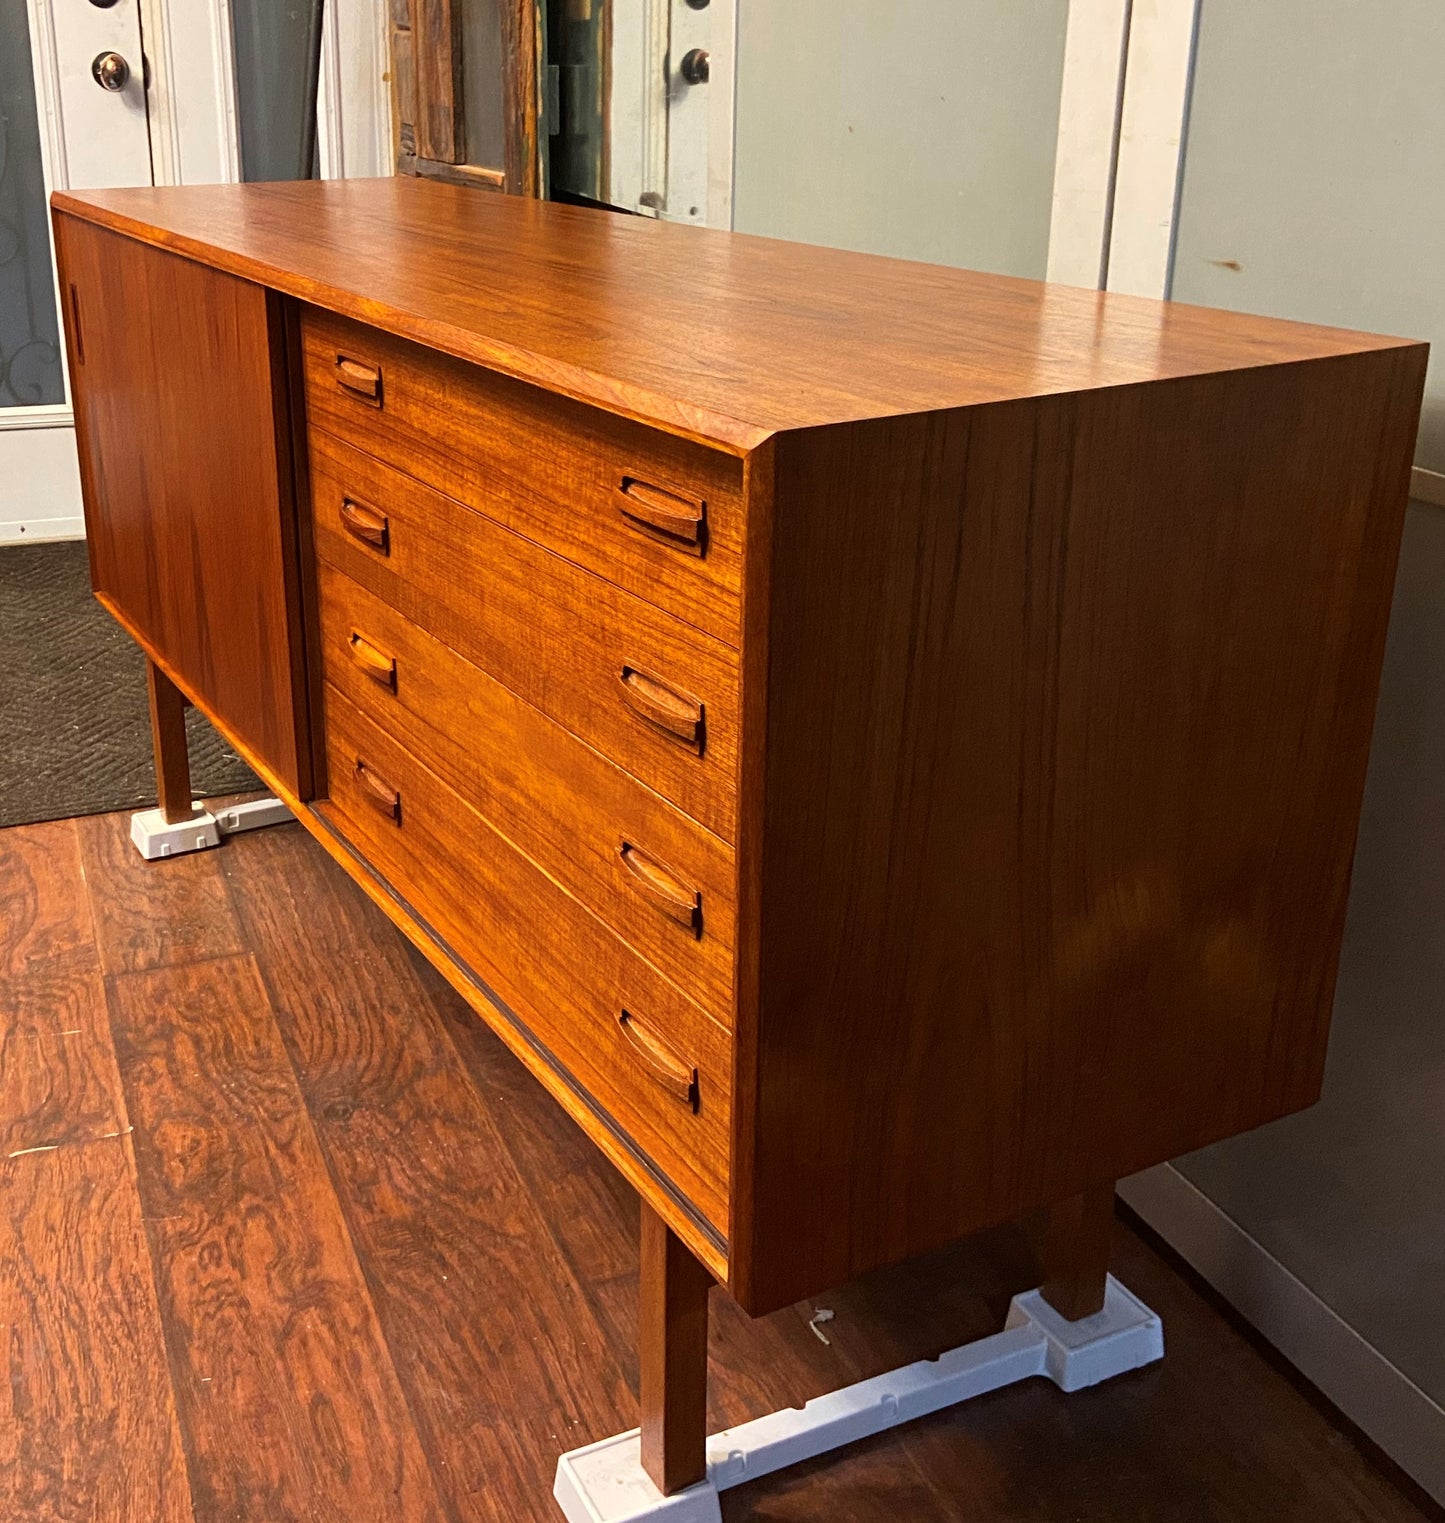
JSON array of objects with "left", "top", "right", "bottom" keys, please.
[{"left": 1, "top": 808, "right": 1437, "bottom": 1523}]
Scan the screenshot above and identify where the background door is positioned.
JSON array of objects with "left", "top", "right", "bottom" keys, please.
[{"left": 1, "top": 0, "right": 150, "bottom": 544}]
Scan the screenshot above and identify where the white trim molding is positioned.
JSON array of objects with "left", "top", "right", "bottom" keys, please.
[
  {"left": 1411, "top": 466, "right": 1445, "bottom": 508},
  {"left": 1105, "top": 0, "right": 1200, "bottom": 298},
  {"left": 1047, "top": 0, "right": 1132, "bottom": 289},
  {"left": 705, "top": 0, "right": 738, "bottom": 229},
  {"left": 1120, "top": 1165, "right": 1445, "bottom": 1506},
  {"left": 317, "top": 0, "right": 393, "bottom": 181},
  {"left": 0, "top": 427, "right": 85, "bottom": 543},
  {"left": 138, "top": 0, "right": 241, "bottom": 184}
]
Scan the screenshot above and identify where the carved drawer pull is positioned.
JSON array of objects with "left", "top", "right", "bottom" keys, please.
[
  {"left": 619, "top": 841, "right": 702, "bottom": 936},
  {"left": 616, "top": 476, "right": 707, "bottom": 554},
  {"left": 618, "top": 666, "right": 705, "bottom": 751},
  {"left": 339, "top": 496, "right": 390, "bottom": 553},
  {"left": 335, "top": 354, "right": 382, "bottom": 405},
  {"left": 348, "top": 630, "right": 397, "bottom": 692},
  {"left": 353, "top": 758, "right": 400, "bottom": 822},
  {"left": 618, "top": 1010, "right": 699, "bottom": 1111}
]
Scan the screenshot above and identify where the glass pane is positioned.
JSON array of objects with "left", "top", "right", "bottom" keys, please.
[
  {"left": 230, "top": 0, "right": 323, "bottom": 181},
  {"left": 0, "top": 0, "right": 64, "bottom": 407},
  {"left": 459, "top": 0, "right": 508, "bottom": 170}
]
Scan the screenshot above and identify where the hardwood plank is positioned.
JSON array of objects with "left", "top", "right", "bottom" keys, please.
[
  {"left": 0, "top": 821, "right": 125, "bottom": 1155},
  {"left": 51, "top": 180, "right": 1422, "bottom": 451},
  {"left": 416, "top": 939, "right": 640, "bottom": 1308},
  {"left": 0, "top": 1139, "right": 194, "bottom": 1523},
  {"left": 47, "top": 815, "right": 1422, "bottom": 1523},
  {"left": 75, "top": 810, "right": 244, "bottom": 977},
  {"left": 221, "top": 822, "right": 636, "bottom": 1521},
  {"left": 873, "top": 1227, "right": 1438, "bottom": 1523},
  {"left": 104, "top": 950, "right": 445, "bottom": 1523}
]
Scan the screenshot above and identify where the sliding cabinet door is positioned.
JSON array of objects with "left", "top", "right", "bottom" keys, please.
[{"left": 55, "top": 215, "right": 310, "bottom": 795}]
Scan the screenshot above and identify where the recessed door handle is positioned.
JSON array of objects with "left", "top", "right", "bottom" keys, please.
[
  {"left": 618, "top": 666, "right": 705, "bottom": 751},
  {"left": 618, "top": 842, "right": 703, "bottom": 936},
  {"left": 616, "top": 477, "right": 707, "bottom": 554},
  {"left": 353, "top": 758, "right": 400, "bottom": 822},
  {"left": 348, "top": 631, "right": 397, "bottom": 692},
  {"left": 618, "top": 1010, "right": 699, "bottom": 1111},
  {"left": 335, "top": 355, "right": 382, "bottom": 405},
  {"left": 339, "top": 496, "right": 390, "bottom": 553}
]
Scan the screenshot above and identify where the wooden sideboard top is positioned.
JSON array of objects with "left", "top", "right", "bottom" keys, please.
[{"left": 52, "top": 178, "right": 1419, "bottom": 453}]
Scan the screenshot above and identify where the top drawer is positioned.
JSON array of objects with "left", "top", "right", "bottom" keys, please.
[{"left": 301, "top": 309, "right": 747, "bottom": 646}]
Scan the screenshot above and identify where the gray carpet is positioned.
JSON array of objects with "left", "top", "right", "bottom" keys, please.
[{"left": 0, "top": 541, "right": 260, "bottom": 828}]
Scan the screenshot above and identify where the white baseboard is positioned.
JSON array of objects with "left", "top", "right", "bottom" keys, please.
[
  {"left": 1120, "top": 1164, "right": 1445, "bottom": 1505},
  {"left": 0, "top": 518, "right": 86, "bottom": 544},
  {"left": 1411, "top": 466, "right": 1445, "bottom": 508}
]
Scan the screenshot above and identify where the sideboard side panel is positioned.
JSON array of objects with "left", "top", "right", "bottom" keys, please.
[
  {"left": 732, "top": 347, "right": 1426, "bottom": 1314},
  {"left": 55, "top": 213, "right": 310, "bottom": 795}
]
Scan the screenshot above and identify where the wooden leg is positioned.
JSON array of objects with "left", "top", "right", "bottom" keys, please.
[
  {"left": 639, "top": 1201, "right": 711, "bottom": 1496},
  {"left": 146, "top": 660, "right": 193, "bottom": 825},
  {"left": 1039, "top": 1182, "right": 1115, "bottom": 1321}
]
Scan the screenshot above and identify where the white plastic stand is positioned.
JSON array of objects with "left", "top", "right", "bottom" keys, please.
[
  {"left": 129, "top": 796, "right": 294, "bottom": 860},
  {"left": 554, "top": 1274, "right": 1163, "bottom": 1523}
]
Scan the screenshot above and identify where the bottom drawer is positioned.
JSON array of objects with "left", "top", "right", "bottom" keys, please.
[{"left": 316, "top": 684, "right": 732, "bottom": 1237}]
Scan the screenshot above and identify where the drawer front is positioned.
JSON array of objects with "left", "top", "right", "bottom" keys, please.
[
  {"left": 319, "top": 686, "right": 732, "bottom": 1235},
  {"left": 318, "top": 560, "right": 736, "bottom": 1024},
  {"left": 301, "top": 308, "right": 745, "bottom": 647},
  {"left": 310, "top": 428, "right": 740, "bottom": 841}
]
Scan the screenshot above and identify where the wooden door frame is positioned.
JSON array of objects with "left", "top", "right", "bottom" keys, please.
[{"left": 391, "top": 0, "right": 541, "bottom": 194}]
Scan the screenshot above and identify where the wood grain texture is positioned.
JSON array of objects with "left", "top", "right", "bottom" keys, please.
[
  {"left": 147, "top": 661, "right": 193, "bottom": 825},
  {"left": 0, "top": 1140, "right": 194, "bottom": 1523},
  {"left": 317, "top": 562, "right": 735, "bottom": 1021},
  {"left": 52, "top": 178, "right": 1428, "bottom": 1338},
  {"left": 4, "top": 809, "right": 1433, "bottom": 1522},
  {"left": 318, "top": 685, "right": 734, "bottom": 1239},
  {"left": 302, "top": 307, "right": 745, "bottom": 645},
  {"left": 0, "top": 822, "right": 125, "bottom": 1156},
  {"left": 54, "top": 215, "right": 310, "bottom": 795},
  {"left": 404, "top": 0, "right": 538, "bottom": 193},
  {"left": 640, "top": 1203, "right": 712, "bottom": 1495},
  {"left": 411, "top": 0, "right": 459, "bottom": 162},
  {"left": 220, "top": 819, "right": 635, "bottom": 1518},
  {"left": 105, "top": 952, "right": 446, "bottom": 1523},
  {"left": 52, "top": 179, "right": 1418, "bottom": 451},
  {"left": 0, "top": 818, "right": 190, "bottom": 1522},
  {"left": 74, "top": 809, "right": 244, "bottom": 978},
  {"left": 732, "top": 349, "right": 1427, "bottom": 1313},
  {"left": 310, "top": 428, "right": 740, "bottom": 840}
]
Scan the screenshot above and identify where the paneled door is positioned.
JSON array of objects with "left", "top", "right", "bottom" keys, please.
[{"left": 0, "top": 0, "right": 151, "bottom": 542}]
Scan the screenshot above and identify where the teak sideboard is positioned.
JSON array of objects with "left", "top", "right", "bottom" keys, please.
[{"left": 53, "top": 178, "right": 1424, "bottom": 1496}]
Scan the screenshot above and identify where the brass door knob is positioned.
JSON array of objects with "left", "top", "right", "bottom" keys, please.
[
  {"left": 679, "top": 48, "right": 710, "bottom": 85},
  {"left": 91, "top": 51, "right": 131, "bottom": 91}
]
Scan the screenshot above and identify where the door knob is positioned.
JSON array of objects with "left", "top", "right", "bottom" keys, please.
[
  {"left": 91, "top": 51, "right": 131, "bottom": 91},
  {"left": 679, "top": 48, "right": 710, "bottom": 85}
]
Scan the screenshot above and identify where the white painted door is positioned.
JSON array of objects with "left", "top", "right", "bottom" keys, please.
[{"left": 1, "top": 0, "right": 151, "bottom": 543}]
